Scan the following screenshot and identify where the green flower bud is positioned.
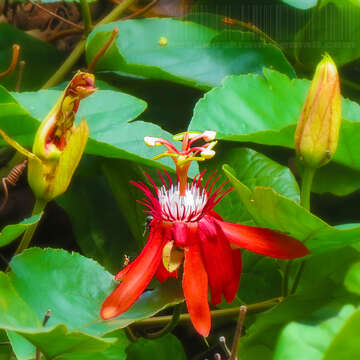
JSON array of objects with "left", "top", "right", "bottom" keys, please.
[
  {"left": 0, "top": 71, "right": 96, "bottom": 201},
  {"left": 295, "top": 54, "right": 341, "bottom": 168},
  {"left": 28, "top": 71, "right": 96, "bottom": 200}
]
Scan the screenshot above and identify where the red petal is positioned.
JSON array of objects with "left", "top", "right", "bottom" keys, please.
[
  {"left": 155, "top": 261, "right": 177, "bottom": 282},
  {"left": 100, "top": 228, "right": 165, "bottom": 320},
  {"left": 114, "top": 263, "right": 132, "bottom": 281},
  {"left": 219, "top": 220, "right": 310, "bottom": 259},
  {"left": 173, "top": 222, "right": 189, "bottom": 247},
  {"left": 198, "top": 216, "right": 234, "bottom": 306},
  {"left": 224, "top": 249, "right": 242, "bottom": 303},
  {"left": 183, "top": 243, "right": 211, "bottom": 337}
]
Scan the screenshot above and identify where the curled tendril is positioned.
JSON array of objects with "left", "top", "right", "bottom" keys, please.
[{"left": 0, "top": 44, "right": 20, "bottom": 79}]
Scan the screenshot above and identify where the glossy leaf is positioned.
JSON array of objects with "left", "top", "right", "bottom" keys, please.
[
  {"left": 0, "top": 214, "right": 42, "bottom": 247},
  {"left": 1, "top": 248, "right": 183, "bottom": 358},
  {"left": 101, "top": 159, "right": 149, "bottom": 248},
  {"left": 281, "top": 0, "right": 317, "bottom": 9},
  {"left": 126, "top": 334, "right": 186, "bottom": 360},
  {"left": 57, "top": 164, "right": 138, "bottom": 274},
  {"left": 86, "top": 18, "right": 295, "bottom": 90},
  {"left": 274, "top": 305, "right": 360, "bottom": 360},
  {"left": 237, "top": 246, "right": 360, "bottom": 359},
  {"left": 201, "top": 146, "right": 299, "bottom": 224},
  {"left": 0, "top": 87, "right": 174, "bottom": 169},
  {"left": 189, "top": 68, "right": 360, "bottom": 195},
  {"left": 223, "top": 164, "right": 360, "bottom": 254},
  {"left": 0, "top": 24, "right": 65, "bottom": 91},
  {"left": 345, "top": 262, "right": 360, "bottom": 295}
]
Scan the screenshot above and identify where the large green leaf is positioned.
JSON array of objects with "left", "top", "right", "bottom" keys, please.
[
  {"left": 0, "top": 214, "right": 42, "bottom": 247},
  {"left": 281, "top": 0, "right": 317, "bottom": 9},
  {"left": 274, "top": 305, "right": 360, "bottom": 360},
  {"left": 237, "top": 246, "right": 360, "bottom": 360},
  {"left": 201, "top": 146, "right": 299, "bottom": 224},
  {"left": 0, "top": 86, "right": 174, "bottom": 169},
  {"left": 1, "top": 248, "right": 183, "bottom": 358},
  {"left": 189, "top": 68, "right": 360, "bottom": 195},
  {"left": 126, "top": 334, "right": 186, "bottom": 360},
  {"left": 294, "top": 2, "right": 360, "bottom": 67},
  {"left": 223, "top": 165, "right": 360, "bottom": 254},
  {"left": 101, "top": 159, "right": 151, "bottom": 248},
  {"left": 56, "top": 164, "right": 138, "bottom": 274},
  {"left": 0, "top": 24, "right": 65, "bottom": 91},
  {"left": 345, "top": 262, "right": 360, "bottom": 296},
  {"left": 85, "top": 18, "right": 295, "bottom": 90}
]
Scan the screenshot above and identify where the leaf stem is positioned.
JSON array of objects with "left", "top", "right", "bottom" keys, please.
[
  {"left": 142, "top": 302, "right": 182, "bottom": 339},
  {"left": 131, "top": 297, "right": 283, "bottom": 330},
  {"left": 7, "top": 198, "right": 47, "bottom": 271},
  {"left": 287, "top": 166, "right": 315, "bottom": 294},
  {"left": 42, "top": 0, "right": 136, "bottom": 89},
  {"left": 79, "top": 0, "right": 93, "bottom": 35}
]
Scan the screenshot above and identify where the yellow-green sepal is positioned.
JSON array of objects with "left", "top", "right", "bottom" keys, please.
[{"left": 49, "top": 118, "right": 89, "bottom": 200}]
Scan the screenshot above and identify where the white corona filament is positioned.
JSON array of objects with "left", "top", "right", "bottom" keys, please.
[{"left": 158, "top": 183, "right": 207, "bottom": 222}]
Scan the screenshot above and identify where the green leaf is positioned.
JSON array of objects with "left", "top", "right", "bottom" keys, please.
[
  {"left": 323, "top": 309, "right": 360, "bottom": 360},
  {"left": 223, "top": 164, "right": 360, "bottom": 254},
  {"left": 0, "top": 24, "right": 65, "bottom": 91},
  {"left": 86, "top": 19, "right": 295, "bottom": 90},
  {"left": 189, "top": 68, "right": 360, "bottom": 195},
  {"left": 274, "top": 305, "right": 359, "bottom": 360},
  {"left": 345, "top": 262, "right": 360, "bottom": 295},
  {"left": 0, "top": 214, "right": 42, "bottom": 247},
  {"left": 101, "top": 159, "right": 149, "bottom": 248},
  {"left": 281, "top": 0, "right": 317, "bottom": 9},
  {"left": 0, "top": 88, "right": 174, "bottom": 169},
  {"left": 237, "top": 246, "right": 360, "bottom": 359},
  {"left": 201, "top": 146, "right": 299, "bottom": 224},
  {"left": 57, "top": 159, "right": 139, "bottom": 274},
  {"left": 126, "top": 334, "right": 186, "bottom": 360},
  {"left": 0, "top": 248, "right": 183, "bottom": 358},
  {"left": 294, "top": 2, "right": 360, "bottom": 67}
]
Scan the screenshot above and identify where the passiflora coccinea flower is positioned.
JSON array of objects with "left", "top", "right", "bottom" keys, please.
[{"left": 100, "top": 132, "right": 310, "bottom": 336}]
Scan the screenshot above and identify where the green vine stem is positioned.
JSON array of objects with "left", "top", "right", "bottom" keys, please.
[
  {"left": 79, "top": 0, "right": 93, "bottom": 35},
  {"left": 6, "top": 198, "right": 47, "bottom": 271},
  {"left": 286, "top": 166, "right": 315, "bottom": 295},
  {"left": 142, "top": 303, "right": 182, "bottom": 339},
  {"left": 131, "top": 297, "right": 283, "bottom": 331},
  {"left": 42, "top": 0, "right": 136, "bottom": 89}
]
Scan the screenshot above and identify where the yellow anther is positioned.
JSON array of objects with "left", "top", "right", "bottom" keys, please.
[
  {"left": 144, "top": 136, "right": 161, "bottom": 147},
  {"left": 202, "top": 131, "right": 217, "bottom": 142},
  {"left": 200, "top": 148, "right": 216, "bottom": 159},
  {"left": 159, "top": 37, "right": 168, "bottom": 46}
]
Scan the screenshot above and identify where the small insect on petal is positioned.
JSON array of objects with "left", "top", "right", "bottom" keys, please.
[{"left": 159, "top": 37, "right": 168, "bottom": 46}]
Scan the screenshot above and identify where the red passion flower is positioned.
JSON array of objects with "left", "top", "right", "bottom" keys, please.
[{"left": 100, "top": 131, "right": 310, "bottom": 336}]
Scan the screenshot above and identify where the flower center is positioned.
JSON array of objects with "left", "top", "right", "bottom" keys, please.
[{"left": 158, "top": 183, "right": 207, "bottom": 222}]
